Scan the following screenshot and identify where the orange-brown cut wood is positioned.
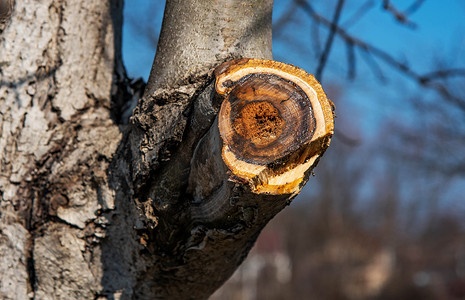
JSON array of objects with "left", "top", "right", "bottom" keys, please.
[{"left": 215, "top": 58, "right": 335, "bottom": 195}]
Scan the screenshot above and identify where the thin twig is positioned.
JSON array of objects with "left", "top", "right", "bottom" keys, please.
[
  {"left": 273, "top": 2, "right": 299, "bottom": 35},
  {"left": 404, "top": 0, "right": 426, "bottom": 15},
  {"left": 359, "top": 47, "right": 386, "bottom": 82},
  {"left": 381, "top": 0, "right": 417, "bottom": 28},
  {"left": 311, "top": 18, "right": 322, "bottom": 59},
  {"left": 419, "top": 69, "right": 465, "bottom": 83},
  {"left": 315, "top": 0, "right": 345, "bottom": 82},
  {"left": 342, "top": 0, "right": 375, "bottom": 28},
  {"left": 345, "top": 42, "right": 356, "bottom": 79},
  {"left": 334, "top": 128, "right": 361, "bottom": 146}
]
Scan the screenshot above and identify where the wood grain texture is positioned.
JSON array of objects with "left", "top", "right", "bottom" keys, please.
[
  {"left": 220, "top": 73, "right": 314, "bottom": 164},
  {"left": 215, "top": 58, "right": 334, "bottom": 195}
]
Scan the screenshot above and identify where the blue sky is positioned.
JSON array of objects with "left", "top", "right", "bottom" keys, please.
[
  {"left": 123, "top": 1, "right": 465, "bottom": 128},
  {"left": 122, "top": 1, "right": 465, "bottom": 219},
  {"left": 123, "top": 1, "right": 465, "bottom": 85}
]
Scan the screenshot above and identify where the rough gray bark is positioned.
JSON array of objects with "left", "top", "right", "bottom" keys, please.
[
  {"left": 0, "top": 0, "right": 333, "bottom": 299},
  {"left": 145, "top": 0, "right": 272, "bottom": 94},
  {"left": 0, "top": 0, "right": 123, "bottom": 298},
  {"left": 0, "top": 0, "right": 14, "bottom": 31}
]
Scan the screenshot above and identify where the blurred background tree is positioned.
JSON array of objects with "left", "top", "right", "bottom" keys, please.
[{"left": 124, "top": 1, "right": 465, "bottom": 299}]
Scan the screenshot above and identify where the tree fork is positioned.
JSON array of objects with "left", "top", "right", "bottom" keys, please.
[
  {"left": 105, "top": 1, "right": 334, "bottom": 298},
  {"left": 129, "top": 58, "right": 334, "bottom": 299},
  {"left": 0, "top": 0, "right": 336, "bottom": 297}
]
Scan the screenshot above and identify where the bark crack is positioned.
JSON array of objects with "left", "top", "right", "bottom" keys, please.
[{"left": 26, "top": 235, "right": 37, "bottom": 299}]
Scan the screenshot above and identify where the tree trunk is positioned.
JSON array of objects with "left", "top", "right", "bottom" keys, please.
[
  {"left": 0, "top": 0, "right": 334, "bottom": 299},
  {"left": 0, "top": 0, "right": 124, "bottom": 298}
]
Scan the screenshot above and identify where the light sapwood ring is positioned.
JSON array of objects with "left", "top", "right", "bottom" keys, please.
[{"left": 215, "top": 58, "right": 334, "bottom": 195}]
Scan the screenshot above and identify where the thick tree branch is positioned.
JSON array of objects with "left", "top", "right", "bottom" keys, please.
[
  {"left": 134, "top": 58, "right": 334, "bottom": 299},
  {"left": 145, "top": 0, "right": 273, "bottom": 94},
  {"left": 126, "top": 0, "right": 274, "bottom": 194}
]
